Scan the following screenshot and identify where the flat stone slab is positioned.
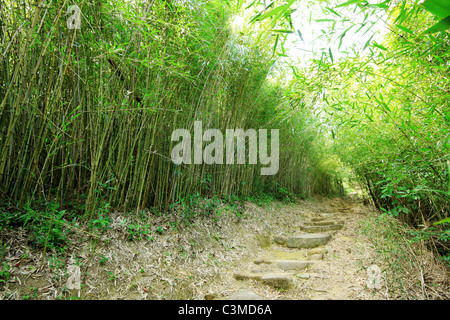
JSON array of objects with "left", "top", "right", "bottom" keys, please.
[
  {"left": 261, "top": 274, "right": 293, "bottom": 289},
  {"left": 257, "top": 233, "right": 272, "bottom": 248},
  {"left": 307, "top": 248, "right": 328, "bottom": 255},
  {"left": 234, "top": 272, "right": 293, "bottom": 289},
  {"left": 271, "top": 250, "right": 308, "bottom": 260},
  {"left": 274, "top": 235, "right": 287, "bottom": 245},
  {"left": 234, "top": 273, "right": 262, "bottom": 281},
  {"left": 307, "top": 254, "right": 323, "bottom": 260},
  {"left": 306, "top": 220, "right": 343, "bottom": 226},
  {"left": 274, "top": 260, "right": 313, "bottom": 271},
  {"left": 254, "top": 259, "right": 268, "bottom": 265},
  {"left": 228, "top": 290, "right": 265, "bottom": 300},
  {"left": 286, "top": 233, "right": 331, "bottom": 248},
  {"left": 320, "top": 212, "right": 346, "bottom": 217},
  {"left": 300, "top": 224, "right": 343, "bottom": 233},
  {"left": 253, "top": 259, "right": 312, "bottom": 271}
]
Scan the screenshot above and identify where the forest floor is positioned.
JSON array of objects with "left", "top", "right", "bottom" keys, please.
[{"left": 0, "top": 196, "right": 448, "bottom": 300}]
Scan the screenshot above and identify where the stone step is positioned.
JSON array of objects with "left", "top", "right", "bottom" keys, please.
[
  {"left": 261, "top": 274, "right": 293, "bottom": 289},
  {"left": 307, "top": 247, "right": 328, "bottom": 256},
  {"left": 254, "top": 259, "right": 313, "bottom": 271},
  {"left": 300, "top": 224, "right": 343, "bottom": 233},
  {"left": 234, "top": 272, "right": 293, "bottom": 289},
  {"left": 305, "top": 220, "right": 343, "bottom": 226},
  {"left": 275, "top": 260, "right": 313, "bottom": 271},
  {"left": 315, "top": 213, "right": 346, "bottom": 220},
  {"left": 307, "top": 253, "right": 323, "bottom": 260},
  {"left": 320, "top": 212, "right": 345, "bottom": 216},
  {"left": 286, "top": 233, "right": 331, "bottom": 248},
  {"left": 227, "top": 290, "right": 265, "bottom": 300},
  {"left": 234, "top": 272, "right": 262, "bottom": 281},
  {"left": 274, "top": 235, "right": 287, "bottom": 245}
]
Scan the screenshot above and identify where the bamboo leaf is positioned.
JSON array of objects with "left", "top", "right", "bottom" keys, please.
[
  {"left": 335, "top": 0, "right": 365, "bottom": 8},
  {"left": 250, "top": 4, "right": 288, "bottom": 23},
  {"left": 421, "top": 15, "right": 450, "bottom": 34},
  {"left": 373, "top": 41, "right": 388, "bottom": 51},
  {"left": 433, "top": 217, "right": 450, "bottom": 226},
  {"left": 396, "top": 24, "right": 413, "bottom": 34},
  {"left": 421, "top": 0, "right": 450, "bottom": 18},
  {"left": 326, "top": 7, "right": 342, "bottom": 17},
  {"left": 363, "top": 33, "right": 375, "bottom": 50},
  {"left": 245, "top": 0, "right": 258, "bottom": 10},
  {"left": 273, "top": 34, "right": 279, "bottom": 55},
  {"left": 270, "top": 29, "right": 294, "bottom": 33},
  {"left": 395, "top": 1, "right": 407, "bottom": 23}
]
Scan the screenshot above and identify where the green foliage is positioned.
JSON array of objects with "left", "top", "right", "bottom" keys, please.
[
  {"left": 361, "top": 213, "right": 448, "bottom": 298},
  {"left": 258, "top": 181, "right": 295, "bottom": 203},
  {"left": 169, "top": 193, "right": 222, "bottom": 224},
  {"left": 282, "top": 0, "right": 449, "bottom": 260},
  {"left": 126, "top": 222, "right": 152, "bottom": 241},
  {"left": 0, "top": 262, "right": 11, "bottom": 284},
  {"left": 0, "top": 202, "right": 71, "bottom": 249},
  {"left": 421, "top": 0, "right": 450, "bottom": 34},
  {"left": 22, "top": 287, "right": 39, "bottom": 300},
  {"left": 155, "top": 226, "right": 164, "bottom": 235},
  {"left": 0, "top": 0, "right": 340, "bottom": 218},
  {"left": 0, "top": 199, "right": 112, "bottom": 251},
  {"left": 88, "top": 214, "right": 111, "bottom": 234},
  {"left": 99, "top": 254, "right": 109, "bottom": 266},
  {"left": 408, "top": 226, "right": 450, "bottom": 267},
  {"left": 106, "top": 271, "right": 117, "bottom": 281}
]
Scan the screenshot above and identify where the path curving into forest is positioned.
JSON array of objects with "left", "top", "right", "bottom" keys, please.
[{"left": 207, "top": 197, "right": 388, "bottom": 300}]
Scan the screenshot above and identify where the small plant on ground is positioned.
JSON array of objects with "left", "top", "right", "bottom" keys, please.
[
  {"left": 99, "top": 254, "right": 108, "bottom": 265},
  {"left": 127, "top": 222, "right": 151, "bottom": 241},
  {"left": 0, "top": 262, "right": 11, "bottom": 285}
]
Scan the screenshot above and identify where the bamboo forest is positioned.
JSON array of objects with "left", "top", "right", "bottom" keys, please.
[{"left": 0, "top": 0, "right": 449, "bottom": 302}]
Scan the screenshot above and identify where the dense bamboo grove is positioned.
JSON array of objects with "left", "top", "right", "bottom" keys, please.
[
  {"left": 0, "top": 0, "right": 449, "bottom": 301},
  {"left": 0, "top": 0, "right": 340, "bottom": 215},
  {"left": 284, "top": 0, "right": 449, "bottom": 260}
]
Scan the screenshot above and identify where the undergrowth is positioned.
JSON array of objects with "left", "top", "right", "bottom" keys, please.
[
  {"left": 0, "top": 186, "right": 293, "bottom": 252},
  {"left": 360, "top": 213, "right": 449, "bottom": 299},
  {"left": 0, "top": 187, "right": 296, "bottom": 299}
]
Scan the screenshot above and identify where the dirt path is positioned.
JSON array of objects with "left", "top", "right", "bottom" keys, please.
[
  {"left": 208, "top": 197, "right": 388, "bottom": 300},
  {"left": 1, "top": 196, "right": 447, "bottom": 300}
]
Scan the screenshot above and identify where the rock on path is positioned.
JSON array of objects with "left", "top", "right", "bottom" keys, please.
[
  {"left": 286, "top": 233, "right": 331, "bottom": 248},
  {"left": 227, "top": 290, "right": 266, "bottom": 300}
]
